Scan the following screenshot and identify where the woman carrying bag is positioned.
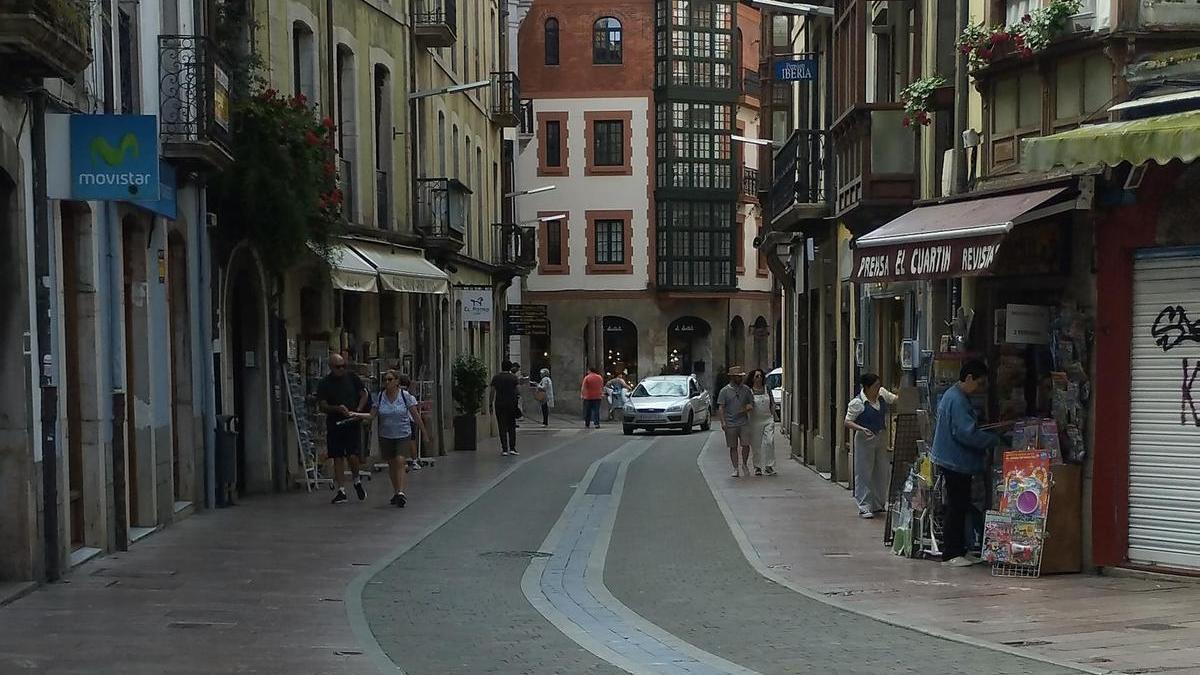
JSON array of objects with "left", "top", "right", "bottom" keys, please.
[{"left": 535, "top": 368, "right": 555, "bottom": 427}]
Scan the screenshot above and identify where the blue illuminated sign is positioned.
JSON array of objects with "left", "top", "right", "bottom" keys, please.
[
  {"left": 70, "top": 115, "right": 159, "bottom": 201},
  {"left": 774, "top": 58, "right": 817, "bottom": 82}
]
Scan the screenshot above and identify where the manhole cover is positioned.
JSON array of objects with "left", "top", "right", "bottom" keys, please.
[{"left": 479, "top": 550, "right": 554, "bottom": 559}]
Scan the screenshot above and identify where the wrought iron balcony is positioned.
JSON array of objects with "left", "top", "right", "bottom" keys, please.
[
  {"left": 741, "top": 69, "right": 762, "bottom": 100},
  {"left": 159, "top": 35, "right": 234, "bottom": 171},
  {"left": 741, "top": 167, "right": 760, "bottom": 198},
  {"left": 376, "top": 169, "right": 390, "bottom": 229},
  {"left": 491, "top": 71, "right": 520, "bottom": 127},
  {"left": 493, "top": 223, "right": 537, "bottom": 271},
  {"left": 0, "top": 0, "right": 93, "bottom": 83},
  {"left": 416, "top": 177, "right": 471, "bottom": 252},
  {"left": 518, "top": 99, "right": 534, "bottom": 138},
  {"left": 414, "top": 0, "right": 457, "bottom": 48},
  {"left": 769, "top": 129, "right": 829, "bottom": 228}
]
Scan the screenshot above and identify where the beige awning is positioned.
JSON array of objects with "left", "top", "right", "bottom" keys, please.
[
  {"left": 346, "top": 240, "right": 449, "bottom": 295},
  {"left": 323, "top": 243, "right": 379, "bottom": 293}
]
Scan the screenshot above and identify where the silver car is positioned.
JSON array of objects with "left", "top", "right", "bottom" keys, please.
[{"left": 622, "top": 375, "right": 712, "bottom": 435}]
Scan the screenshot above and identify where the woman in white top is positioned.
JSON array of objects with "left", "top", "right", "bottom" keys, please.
[
  {"left": 747, "top": 369, "right": 778, "bottom": 476},
  {"left": 535, "top": 368, "right": 555, "bottom": 427},
  {"left": 844, "top": 373, "right": 899, "bottom": 518},
  {"left": 367, "top": 371, "right": 429, "bottom": 508}
]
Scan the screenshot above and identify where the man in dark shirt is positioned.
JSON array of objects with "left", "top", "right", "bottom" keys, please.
[
  {"left": 490, "top": 360, "right": 521, "bottom": 456},
  {"left": 316, "top": 354, "right": 370, "bottom": 504}
]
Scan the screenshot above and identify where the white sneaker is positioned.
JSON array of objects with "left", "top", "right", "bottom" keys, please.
[
  {"left": 410, "top": 461, "right": 422, "bottom": 471},
  {"left": 943, "top": 556, "right": 976, "bottom": 568},
  {"left": 731, "top": 469, "right": 741, "bottom": 478},
  {"left": 501, "top": 450, "right": 511, "bottom": 456},
  {"left": 858, "top": 511, "right": 875, "bottom": 519}
]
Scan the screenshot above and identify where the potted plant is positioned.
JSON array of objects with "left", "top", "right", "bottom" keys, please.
[
  {"left": 451, "top": 354, "right": 489, "bottom": 451},
  {"left": 900, "top": 75, "right": 947, "bottom": 128},
  {"left": 957, "top": 0, "right": 1082, "bottom": 74}
]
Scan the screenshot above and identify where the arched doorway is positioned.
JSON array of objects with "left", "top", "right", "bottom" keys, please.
[
  {"left": 602, "top": 316, "right": 638, "bottom": 381},
  {"left": 752, "top": 316, "right": 769, "bottom": 370},
  {"left": 224, "top": 246, "right": 271, "bottom": 496},
  {"left": 167, "top": 230, "right": 195, "bottom": 504},
  {"left": 122, "top": 214, "right": 153, "bottom": 527},
  {"left": 667, "top": 316, "right": 712, "bottom": 383},
  {"left": 728, "top": 316, "right": 746, "bottom": 368}
]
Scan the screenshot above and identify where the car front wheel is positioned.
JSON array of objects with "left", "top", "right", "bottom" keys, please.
[
  {"left": 623, "top": 425, "right": 634, "bottom": 435},
  {"left": 700, "top": 410, "right": 711, "bottom": 431},
  {"left": 681, "top": 411, "right": 694, "bottom": 434}
]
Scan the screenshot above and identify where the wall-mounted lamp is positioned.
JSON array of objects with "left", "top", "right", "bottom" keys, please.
[{"left": 962, "top": 128, "right": 981, "bottom": 149}]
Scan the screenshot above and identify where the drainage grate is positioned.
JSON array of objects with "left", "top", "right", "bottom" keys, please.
[
  {"left": 1000, "top": 639, "right": 1052, "bottom": 647},
  {"left": 1130, "top": 623, "right": 1183, "bottom": 631},
  {"left": 479, "top": 550, "right": 554, "bottom": 559}
]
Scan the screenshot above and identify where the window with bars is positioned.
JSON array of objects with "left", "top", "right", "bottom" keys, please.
[
  {"left": 545, "top": 120, "right": 562, "bottom": 167},
  {"left": 593, "top": 120, "right": 625, "bottom": 166},
  {"left": 595, "top": 219, "right": 625, "bottom": 265},
  {"left": 594, "top": 17, "right": 623, "bottom": 64}
]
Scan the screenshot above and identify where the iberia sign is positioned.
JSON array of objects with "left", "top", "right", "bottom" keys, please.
[{"left": 851, "top": 235, "right": 1004, "bottom": 282}]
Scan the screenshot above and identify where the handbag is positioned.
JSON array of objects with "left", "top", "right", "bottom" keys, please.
[{"left": 534, "top": 388, "right": 547, "bottom": 403}]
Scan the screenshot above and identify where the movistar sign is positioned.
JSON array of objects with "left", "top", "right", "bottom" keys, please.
[{"left": 70, "top": 115, "right": 160, "bottom": 201}]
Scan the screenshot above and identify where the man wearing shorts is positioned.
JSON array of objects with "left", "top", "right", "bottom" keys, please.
[
  {"left": 317, "top": 354, "right": 370, "bottom": 504},
  {"left": 717, "top": 366, "right": 755, "bottom": 478}
]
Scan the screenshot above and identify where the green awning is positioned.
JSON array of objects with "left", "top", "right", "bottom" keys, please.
[{"left": 1021, "top": 110, "right": 1200, "bottom": 172}]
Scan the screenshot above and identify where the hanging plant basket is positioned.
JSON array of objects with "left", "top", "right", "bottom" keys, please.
[{"left": 900, "top": 75, "right": 948, "bottom": 128}]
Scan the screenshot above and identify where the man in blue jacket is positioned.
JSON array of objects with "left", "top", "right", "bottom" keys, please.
[{"left": 932, "top": 359, "right": 999, "bottom": 567}]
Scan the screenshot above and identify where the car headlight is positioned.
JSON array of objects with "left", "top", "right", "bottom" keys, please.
[
  {"left": 624, "top": 403, "right": 636, "bottom": 413},
  {"left": 667, "top": 402, "right": 684, "bottom": 412}
]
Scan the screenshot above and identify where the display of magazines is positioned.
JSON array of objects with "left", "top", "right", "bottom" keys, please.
[{"left": 982, "top": 450, "right": 1052, "bottom": 577}]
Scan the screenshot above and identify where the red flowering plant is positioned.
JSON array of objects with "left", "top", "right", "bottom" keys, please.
[
  {"left": 900, "top": 75, "right": 947, "bottom": 128},
  {"left": 215, "top": 86, "right": 346, "bottom": 273},
  {"left": 957, "top": 0, "right": 1081, "bottom": 73}
]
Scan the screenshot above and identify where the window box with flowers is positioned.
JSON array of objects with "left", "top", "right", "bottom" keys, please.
[
  {"left": 900, "top": 75, "right": 948, "bottom": 128},
  {"left": 957, "top": 0, "right": 1083, "bottom": 73},
  {"left": 214, "top": 88, "right": 346, "bottom": 274}
]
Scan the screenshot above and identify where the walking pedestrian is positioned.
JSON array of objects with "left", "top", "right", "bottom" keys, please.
[
  {"left": 535, "top": 368, "right": 555, "bottom": 427},
  {"left": 581, "top": 367, "right": 605, "bottom": 429},
  {"left": 367, "top": 371, "right": 429, "bottom": 508},
  {"left": 316, "top": 354, "right": 370, "bottom": 504},
  {"left": 844, "top": 373, "right": 899, "bottom": 518},
  {"left": 931, "top": 359, "right": 1000, "bottom": 567},
  {"left": 490, "top": 360, "right": 521, "bottom": 456},
  {"left": 747, "top": 369, "right": 777, "bottom": 476},
  {"left": 717, "top": 366, "right": 755, "bottom": 478},
  {"left": 606, "top": 371, "right": 632, "bottom": 421}
]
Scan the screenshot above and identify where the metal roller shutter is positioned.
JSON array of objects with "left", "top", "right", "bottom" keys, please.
[{"left": 1129, "top": 249, "right": 1200, "bottom": 570}]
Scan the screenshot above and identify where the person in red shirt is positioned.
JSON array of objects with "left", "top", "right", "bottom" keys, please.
[{"left": 581, "top": 367, "right": 605, "bottom": 429}]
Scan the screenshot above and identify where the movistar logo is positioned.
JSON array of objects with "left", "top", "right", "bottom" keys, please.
[{"left": 90, "top": 133, "right": 140, "bottom": 167}]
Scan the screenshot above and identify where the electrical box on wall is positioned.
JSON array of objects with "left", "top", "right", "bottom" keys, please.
[{"left": 901, "top": 338, "right": 919, "bottom": 370}]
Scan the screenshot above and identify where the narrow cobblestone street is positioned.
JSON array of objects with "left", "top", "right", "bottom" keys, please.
[{"left": 8, "top": 422, "right": 1188, "bottom": 674}]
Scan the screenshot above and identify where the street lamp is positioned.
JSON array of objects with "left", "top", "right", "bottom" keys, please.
[
  {"left": 504, "top": 185, "right": 558, "bottom": 199},
  {"left": 407, "top": 80, "right": 491, "bottom": 100},
  {"left": 731, "top": 134, "right": 782, "bottom": 148},
  {"left": 748, "top": 0, "right": 834, "bottom": 17}
]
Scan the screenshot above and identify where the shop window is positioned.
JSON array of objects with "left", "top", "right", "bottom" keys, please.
[
  {"left": 593, "top": 17, "right": 623, "bottom": 64},
  {"left": 545, "top": 18, "right": 559, "bottom": 65}
]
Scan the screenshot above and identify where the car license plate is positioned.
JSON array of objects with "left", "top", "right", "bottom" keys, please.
[{"left": 639, "top": 414, "right": 665, "bottom": 422}]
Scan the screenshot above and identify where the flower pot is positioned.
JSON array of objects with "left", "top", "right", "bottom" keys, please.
[
  {"left": 454, "top": 414, "right": 478, "bottom": 451},
  {"left": 931, "top": 84, "right": 956, "bottom": 111}
]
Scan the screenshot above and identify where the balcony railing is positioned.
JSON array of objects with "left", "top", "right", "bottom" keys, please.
[
  {"left": 769, "top": 129, "right": 827, "bottom": 225},
  {"left": 376, "top": 169, "right": 390, "bottom": 228},
  {"left": 493, "top": 224, "right": 537, "bottom": 270},
  {"left": 416, "top": 178, "right": 471, "bottom": 247},
  {"left": 160, "top": 35, "right": 234, "bottom": 169},
  {"left": 518, "top": 99, "right": 535, "bottom": 137},
  {"left": 742, "top": 69, "right": 762, "bottom": 100},
  {"left": 414, "top": 0, "right": 458, "bottom": 48},
  {"left": 742, "top": 167, "right": 760, "bottom": 197},
  {"left": 0, "top": 0, "right": 93, "bottom": 82},
  {"left": 491, "top": 71, "right": 521, "bottom": 127}
]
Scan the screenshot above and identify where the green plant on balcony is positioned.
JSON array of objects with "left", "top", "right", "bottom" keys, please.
[
  {"left": 900, "top": 75, "right": 947, "bottom": 128},
  {"left": 957, "top": 0, "right": 1082, "bottom": 72},
  {"left": 215, "top": 88, "right": 345, "bottom": 274}
]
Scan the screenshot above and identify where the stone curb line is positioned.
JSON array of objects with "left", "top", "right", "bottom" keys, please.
[
  {"left": 694, "top": 432, "right": 1113, "bottom": 675},
  {"left": 343, "top": 433, "right": 583, "bottom": 675}
]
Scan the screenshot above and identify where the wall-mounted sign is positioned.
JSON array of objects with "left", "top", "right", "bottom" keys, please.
[
  {"left": 774, "top": 58, "right": 817, "bottom": 82},
  {"left": 214, "top": 65, "right": 231, "bottom": 131},
  {"left": 1005, "top": 304, "right": 1051, "bottom": 345},
  {"left": 70, "top": 114, "right": 159, "bottom": 201},
  {"left": 460, "top": 289, "right": 493, "bottom": 323},
  {"left": 504, "top": 304, "right": 549, "bottom": 336},
  {"left": 137, "top": 160, "right": 177, "bottom": 219},
  {"left": 851, "top": 234, "right": 1004, "bottom": 282}
]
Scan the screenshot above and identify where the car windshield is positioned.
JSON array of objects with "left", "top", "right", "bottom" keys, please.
[
  {"left": 633, "top": 380, "right": 688, "bottom": 398},
  {"left": 765, "top": 372, "right": 782, "bottom": 390}
]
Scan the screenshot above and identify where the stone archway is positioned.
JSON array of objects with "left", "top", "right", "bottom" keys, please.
[
  {"left": 728, "top": 315, "right": 746, "bottom": 368},
  {"left": 751, "top": 315, "right": 769, "bottom": 371},
  {"left": 223, "top": 245, "right": 273, "bottom": 495},
  {"left": 602, "top": 316, "right": 638, "bottom": 381}
]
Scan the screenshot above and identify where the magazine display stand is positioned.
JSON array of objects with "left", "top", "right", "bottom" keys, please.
[{"left": 984, "top": 449, "right": 1053, "bottom": 578}]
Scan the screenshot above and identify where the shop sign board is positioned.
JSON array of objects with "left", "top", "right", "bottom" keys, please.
[
  {"left": 1005, "top": 304, "right": 1051, "bottom": 345},
  {"left": 70, "top": 114, "right": 160, "bottom": 201},
  {"left": 460, "top": 289, "right": 493, "bottom": 323},
  {"left": 504, "top": 304, "right": 549, "bottom": 336},
  {"left": 851, "top": 234, "right": 1004, "bottom": 282},
  {"left": 774, "top": 58, "right": 817, "bottom": 82}
]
